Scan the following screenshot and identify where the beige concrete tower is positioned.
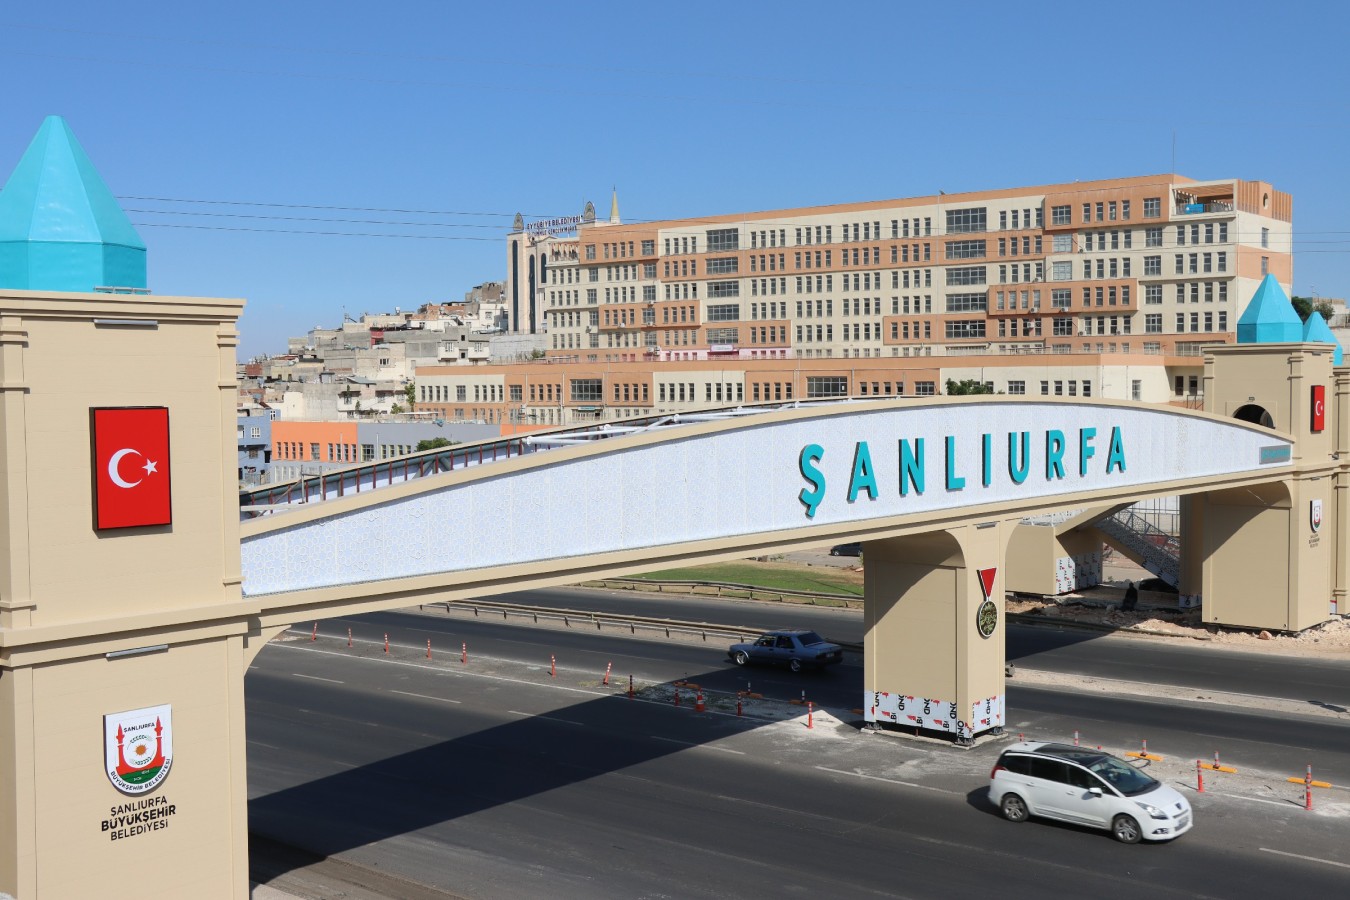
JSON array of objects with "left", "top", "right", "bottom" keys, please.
[
  {"left": 0, "top": 289, "right": 250, "bottom": 898},
  {"left": 1199, "top": 342, "right": 1342, "bottom": 629},
  {"left": 0, "top": 118, "right": 253, "bottom": 898}
]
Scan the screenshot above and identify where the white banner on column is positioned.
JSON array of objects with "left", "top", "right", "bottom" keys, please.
[{"left": 866, "top": 691, "right": 1005, "bottom": 739}]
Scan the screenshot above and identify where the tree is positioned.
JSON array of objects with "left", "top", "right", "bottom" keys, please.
[
  {"left": 416, "top": 437, "right": 458, "bottom": 452},
  {"left": 390, "top": 403, "right": 404, "bottom": 415},
  {"left": 1290, "top": 296, "right": 1334, "bottom": 323},
  {"left": 945, "top": 379, "right": 995, "bottom": 396},
  {"left": 404, "top": 381, "right": 417, "bottom": 410}
]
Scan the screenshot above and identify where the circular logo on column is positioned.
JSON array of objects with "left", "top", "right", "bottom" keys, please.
[
  {"left": 977, "top": 600, "right": 999, "bottom": 638},
  {"left": 976, "top": 566, "right": 999, "bottom": 638}
]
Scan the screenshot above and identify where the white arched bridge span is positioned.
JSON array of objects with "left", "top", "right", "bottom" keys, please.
[{"left": 240, "top": 396, "right": 1294, "bottom": 620}]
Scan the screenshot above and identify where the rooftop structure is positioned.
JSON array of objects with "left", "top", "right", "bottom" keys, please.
[{"left": 0, "top": 116, "right": 146, "bottom": 292}]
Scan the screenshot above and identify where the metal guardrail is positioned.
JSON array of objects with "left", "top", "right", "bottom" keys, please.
[
  {"left": 437, "top": 599, "right": 875, "bottom": 650},
  {"left": 582, "top": 578, "right": 863, "bottom": 607}
]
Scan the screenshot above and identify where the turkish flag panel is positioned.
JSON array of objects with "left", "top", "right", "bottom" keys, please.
[{"left": 91, "top": 407, "right": 172, "bottom": 529}]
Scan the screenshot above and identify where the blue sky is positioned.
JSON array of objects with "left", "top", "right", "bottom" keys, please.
[{"left": 3, "top": 1, "right": 1347, "bottom": 358}]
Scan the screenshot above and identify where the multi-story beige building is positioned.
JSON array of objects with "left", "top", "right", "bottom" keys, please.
[
  {"left": 458, "top": 175, "right": 1291, "bottom": 428},
  {"left": 411, "top": 353, "right": 1182, "bottom": 430},
  {"left": 509, "top": 175, "right": 1290, "bottom": 361}
]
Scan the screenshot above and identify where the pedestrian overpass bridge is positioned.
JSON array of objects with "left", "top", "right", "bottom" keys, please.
[
  {"left": 1, "top": 289, "right": 1343, "bottom": 899},
  {"left": 240, "top": 392, "right": 1297, "bottom": 624},
  {"left": 232, "top": 361, "right": 1336, "bottom": 738}
]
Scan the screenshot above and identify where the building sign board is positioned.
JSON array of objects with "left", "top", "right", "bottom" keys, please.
[
  {"left": 90, "top": 407, "right": 172, "bottom": 529},
  {"left": 525, "top": 215, "right": 582, "bottom": 238}
]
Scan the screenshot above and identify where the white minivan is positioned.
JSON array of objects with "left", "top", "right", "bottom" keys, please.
[{"left": 988, "top": 741, "right": 1193, "bottom": 843}]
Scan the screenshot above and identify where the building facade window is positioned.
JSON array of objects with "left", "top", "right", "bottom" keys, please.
[
  {"left": 945, "top": 239, "right": 987, "bottom": 259},
  {"left": 946, "top": 266, "right": 987, "bottom": 286},
  {"left": 806, "top": 376, "right": 849, "bottom": 398},
  {"left": 706, "top": 228, "right": 739, "bottom": 252}
]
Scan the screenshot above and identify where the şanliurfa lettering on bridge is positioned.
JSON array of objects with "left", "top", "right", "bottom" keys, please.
[{"left": 799, "top": 424, "right": 1127, "bottom": 518}]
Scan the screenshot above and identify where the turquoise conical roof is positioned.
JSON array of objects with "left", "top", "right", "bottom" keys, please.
[
  {"left": 1301, "top": 306, "right": 1343, "bottom": 365},
  {"left": 0, "top": 116, "right": 146, "bottom": 292},
  {"left": 1236, "top": 274, "right": 1302, "bottom": 345}
]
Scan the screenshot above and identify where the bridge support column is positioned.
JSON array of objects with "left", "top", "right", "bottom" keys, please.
[
  {"left": 1200, "top": 343, "right": 1341, "bottom": 630},
  {"left": 1198, "top": 477, "right": 1332, "bottom": 631},
  {"left": 862, "top": 522, "right": 1013, "bottom": 744},
  {"left": 1178, "top": 494, "right": 1204, "bottom": 609}
]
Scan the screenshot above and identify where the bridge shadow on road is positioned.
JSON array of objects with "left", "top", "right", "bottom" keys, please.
[
  {"left": 244, "top": 607, "right": 1135, "bottom": 886},
  {"left": 245, "top": 644, "right": 860, "bottom": 885}
]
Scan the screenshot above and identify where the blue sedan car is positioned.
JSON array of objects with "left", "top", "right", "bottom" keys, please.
[{"left": 729, "top": 630, "right": 844, "bottom": 673}]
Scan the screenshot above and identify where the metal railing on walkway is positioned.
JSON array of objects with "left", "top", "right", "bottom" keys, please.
[{"left": 239, "top": 398, "right": 863, "bottom": 518}]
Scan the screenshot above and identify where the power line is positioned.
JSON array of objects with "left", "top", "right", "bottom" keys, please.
[
  {"left": 125, "top": 208, "right": 512, "bottom": 230},
  {"left": 120, "top": 196, "right": 539, "bottom": 218},
  {"left": 112, "top": 195, "right": 1350, "bottom": 241},
  {"left": 131, "top": 222, "right": 499, "bottom": 241}
]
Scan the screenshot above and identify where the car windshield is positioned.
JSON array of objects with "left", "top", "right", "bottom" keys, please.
[
  {"left": 796, "top": 632, "right": 826, "bottom": 646},
  {"left": 1087, "top": 755, "right": 1159, "bottom": 796}
]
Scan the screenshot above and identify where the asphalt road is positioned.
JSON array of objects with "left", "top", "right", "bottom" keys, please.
[
  {"left": 247, "top": 609, "right": 1350, "bottom": 899},
  {"left": 476, "top": 585, "right": 1350, "bottom": 710}
]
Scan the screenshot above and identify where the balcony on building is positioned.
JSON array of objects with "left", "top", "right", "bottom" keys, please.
[{"left": 1172, "top": 184, "right": 1235, "bottom": 217}]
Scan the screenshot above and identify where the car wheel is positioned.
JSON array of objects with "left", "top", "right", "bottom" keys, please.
[
  {"left": 1000, "top": 794, "right": 1029, "bottom": 823},
  {"left": 829, "top": 549, "right": 839, "bottom": 556},
  {"left": 732, "top": 650, "right": 749, "bottom": 666},
  {"left": 1112, "top": 814, "right": 1142, "bottom": 844},
  {"left": 788, "top": 658, "right": 803, "bottom": 674}
]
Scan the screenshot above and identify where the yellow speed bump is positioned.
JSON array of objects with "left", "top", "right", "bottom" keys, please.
[
  {"left": 1126, "top": 751, "right": 1166, "bottom": 762},
  {"left": 1125, "top": 739, "right": 1164, "bottom": 762},
  {"left": 1201, "top": 763, "right": 1238, "bottom": 773},
  {"left": 1287, "top": 776, "right": 1333, "bottom": 788}
]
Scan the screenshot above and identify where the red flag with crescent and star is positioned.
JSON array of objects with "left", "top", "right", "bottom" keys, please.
[{"left": 91, "top": 407, "right": 172, "bottom": 529}]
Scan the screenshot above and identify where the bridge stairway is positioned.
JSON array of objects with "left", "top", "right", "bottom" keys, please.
[{"left": 1059, "top": 503, "right": 1181, "bottom": 588}]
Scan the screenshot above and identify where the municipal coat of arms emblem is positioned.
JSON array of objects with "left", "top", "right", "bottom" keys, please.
[{"left": 104, "top": 704, "right": 173, "bottom": 795}]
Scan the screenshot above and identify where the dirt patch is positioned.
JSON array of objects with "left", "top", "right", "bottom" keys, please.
[{"left": 1007, "top": 594, "right": 1350, "bottom": 658}]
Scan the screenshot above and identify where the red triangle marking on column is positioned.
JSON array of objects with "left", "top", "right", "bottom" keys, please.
[{"left": 978, "top": 567, "right": 997, "bottom": 601}]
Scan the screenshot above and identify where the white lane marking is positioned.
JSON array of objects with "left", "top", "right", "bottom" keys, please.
[
  {"left": 292, "top": 673, "right": 344, "bottom": 684},
  {"left": 507, "top": 710, "right": 585, "bottom": 726},
  {"left": 389, "top": 690, "right": 461, "bottom": 704},
  {"left": 1259, "top": 848, "right": 1350, "bottom": 870},
  {"left": 815, "top": 765, "right": 959, "bottom": 795},
  {"left": 1203, "top": 791, "right": 1299, "bottom": 809},
  {"left": 651, "top": 736, "right": 745, "bottom": 755}
]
